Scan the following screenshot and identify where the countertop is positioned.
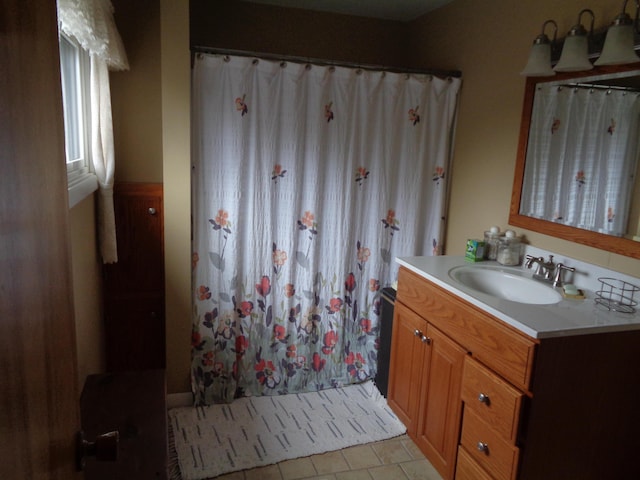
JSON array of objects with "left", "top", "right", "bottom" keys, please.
[{"left": 397, "top": 256, "right": 640, "bottom": 339}]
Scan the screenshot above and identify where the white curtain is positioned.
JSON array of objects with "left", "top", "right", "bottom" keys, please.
[
  {"left": 521, "top": 85, "right": 640, "bottom": 236},
  {"left": 58, "top": 0, "right": 128, "bottom": 263},
  {"left": 191, "top": 53, "right": 461, "bottom": 404}
]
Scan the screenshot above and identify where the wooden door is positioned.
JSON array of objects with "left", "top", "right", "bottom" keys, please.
[
  {"left": 387, "top": 301, "right": 429, "bottom": 434},
  {"left": 0, "top": 1, "right": 81, "bottom": 478},
  {"left": 103, "top": 183, "right": 165, "bottom": 371},
  {"left": 414, "top": 324, "right": 467, "bottom": 480}
]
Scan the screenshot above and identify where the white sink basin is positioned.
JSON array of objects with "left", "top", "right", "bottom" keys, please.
[{"left": 448, "top": 265, "right": 562, "bottom": 305}]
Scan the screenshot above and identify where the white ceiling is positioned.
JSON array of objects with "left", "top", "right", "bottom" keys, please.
[{"left": 246, "top": 0, "right": 453, "bottom": 22}]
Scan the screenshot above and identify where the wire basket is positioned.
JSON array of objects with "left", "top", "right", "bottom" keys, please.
[{"left": 594, "top": 277, "right": 640, "bottom": 314}]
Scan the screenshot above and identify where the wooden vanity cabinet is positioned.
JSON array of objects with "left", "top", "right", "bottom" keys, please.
[
  {"left": 388, "top": 287, "right": 467, "bottom": 480},
  {"left": 389, "top": 266, "right": 640, "bottom": 480}
]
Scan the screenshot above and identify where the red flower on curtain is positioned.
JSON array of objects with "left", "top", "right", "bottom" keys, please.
[
  {"left": 345, "top": 352, "right": 369, "bottom": 381},
  {"left": 197, "top": 285, "right": 211, "bottom": 301},
  {"left": 234, "top": 335, "right": 248, "bottom": 356},
  {"left": 359, "top": 318, "right": 372, "bottom": 334},
  {"left": 273, "top": 324, "right": 287, "bottom": 342},
  {"left": 284, "top": 283, "right": 296, "bottom": 298},
  {"left": 575, "top": 171, "right": 586, "bottom": 187},
  {"left": 255, "top": 359, "right": 281, "bottom": 388},
  {"left": 235, "top": 94, "right": 248, "bottom": 116},
  {"left": 608, "top": 118, "right": 616, "bottom": 135},
  {"left": 433, "top": 166, "right": 445, "bottom": 185},
  {"left": 256, "top": 275, "right": 272, "bottom": 297},
  {"left": 311, "top": 352, "right": 326, "bottom": 372},
  {"left": 381, "top": 209, "right": 400, "bottom": 235},
  {"left": 237, "top": 300, "right": 253, "bottom": 318},
  {"left": 345, "top": 272, "right": 356, "bottom": 292},
  {"left": 325, "top": 102, "right": 334, "bottom": 122},
  {"left": 326, "top": 297, "right": 343, "bottom": 314},
  {"left": 551, "top": 118, "right": 560, "bottom": 134},
  {"left": 355, "top": 166, "right": 369, "bottom": 186},
  {"left": 409, "top": 105, "right": 420, "bottom": 125},
  {"left": 272, "top": 164, "right": 287, "bottom": 182},
  {"left": 321, "top": 330, "right": 338, "bottom": 354}
]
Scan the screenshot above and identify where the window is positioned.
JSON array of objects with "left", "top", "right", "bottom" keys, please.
[{"left": 59, "top": 32, "right": 97, "bottom": 208}]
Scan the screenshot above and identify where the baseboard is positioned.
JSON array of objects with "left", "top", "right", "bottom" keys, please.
[{"left": 167, "top": 392, "right": 192, "bottom": 408}]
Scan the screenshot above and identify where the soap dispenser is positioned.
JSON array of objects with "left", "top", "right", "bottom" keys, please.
[{"left": 497, "top": 230, "right": 521, "bottom": 266}]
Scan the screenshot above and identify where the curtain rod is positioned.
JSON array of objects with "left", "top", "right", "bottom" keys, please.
[
  {"left": 191, "top": 46, "right": 462, "bottom": 79},
  {"left": 557, "top": 82, "right": 640, "bottom": 93}
]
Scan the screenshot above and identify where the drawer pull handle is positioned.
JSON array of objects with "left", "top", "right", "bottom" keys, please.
[
  {"left": 414, "top": 329, "right": 423, "bottom": 338},
  {"left": 148, "top": 207, "right": 157, "bottom": 215},
  {"left": 421, "top": 335, "right": 432, "bottom": 345},
  {"left": 477, "top": 442, "right": 489, "bottom": 454},
  {"left": 478, "top": 393, "right": 490, "bottom": 405}
]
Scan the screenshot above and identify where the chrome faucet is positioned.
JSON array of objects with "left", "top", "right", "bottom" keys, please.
[
  {"left": 525, "top": 254, "right": 576, "bottom": 287},
  {"left": 525, "top": 254, "right": 556, "bottom": 281}
]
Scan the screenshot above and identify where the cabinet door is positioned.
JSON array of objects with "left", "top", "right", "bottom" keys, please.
[
  {"left": 104, "top": 183, "right": 164, "bottom": 295},
  {"left": 387, "top": 301, "right": 429, "bottom": 434},
  {"left": 415, "top": 324, "right": 467, "bottom": 480},
  {"left": 104, "top": 295, "right": 166, "bottom": 372}
]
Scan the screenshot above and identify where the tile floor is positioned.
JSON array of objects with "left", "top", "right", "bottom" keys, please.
[{"left": 214, "top": 435, "right": 443, "bottom": 480}]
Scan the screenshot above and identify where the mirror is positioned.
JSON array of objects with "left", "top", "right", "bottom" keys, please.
[{"left": 510, "top": 64, "right": 640, "bottom": 260}]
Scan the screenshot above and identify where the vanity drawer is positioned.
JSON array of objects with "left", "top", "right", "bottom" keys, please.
[
  {"left": 461, "top": 357, "right": 523, "bottom": 443},
  {"left": 455, "top": 446, "right": 493, "bottom": 480},
  {"left": 460, "top": 408, "right": 519, "bottom": 480},
  {"left": 397, "top": 267, "right": 536, "bottom": 391}
]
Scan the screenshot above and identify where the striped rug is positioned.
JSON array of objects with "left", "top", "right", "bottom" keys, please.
[{"left": 168, "top": 381, "right": 406, "bottom": 480}]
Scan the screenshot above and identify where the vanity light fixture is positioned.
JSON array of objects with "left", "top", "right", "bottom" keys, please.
[
  {"left": 520, "top": 20, "right": 558, "bottom": 76},
  {"left": 554, "top": 9, "right": 595, "bottom": 72},
  {"left": 595, "top": 0, "right": 640, "bottom": 66}
]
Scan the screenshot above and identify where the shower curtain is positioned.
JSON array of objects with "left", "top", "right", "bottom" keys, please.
[
  {"left": 521, "top": 85, "right": 640, "bottom": 236},
  {"left": 191, "top": 53, "right": 461, "bottom": 404}
]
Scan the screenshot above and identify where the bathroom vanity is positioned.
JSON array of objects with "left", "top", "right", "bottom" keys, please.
[{"left": 387, "top": 256, "right": 640, "bottom": 480}]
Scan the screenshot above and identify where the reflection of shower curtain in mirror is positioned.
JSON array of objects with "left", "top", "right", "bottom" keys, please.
[
  {"left": 191, "top": 53, "right": 461, "bottom": 404},
  {"left": 521, "top": 85, "right": 640, "bottom": 236}
]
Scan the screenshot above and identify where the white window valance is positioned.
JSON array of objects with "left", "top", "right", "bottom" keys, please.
[{"left": 57, "top": 0, "right": 129, "bottom": 71}]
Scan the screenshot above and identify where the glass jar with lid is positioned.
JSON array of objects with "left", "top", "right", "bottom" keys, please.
[
  {"left": 497, "top": 230, "right": 521, "bottom": 266},
  {"left": 483, "top": 226, "right": 503, "bottom": 260}
]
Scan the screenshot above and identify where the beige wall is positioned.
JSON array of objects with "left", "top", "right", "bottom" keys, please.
[
  {"left": 161, "top": 0, "right": 192, "bottom": 394},
  {"left": 96, "top": 0, "right": 640, "bottom": 394},
  {"left": 70, "top": 195, "right": 104, "bottom": 388}
]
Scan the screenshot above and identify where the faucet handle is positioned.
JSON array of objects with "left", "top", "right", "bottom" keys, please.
[{"left": 552, "top": 263, "right": 576, "bottom": 287}]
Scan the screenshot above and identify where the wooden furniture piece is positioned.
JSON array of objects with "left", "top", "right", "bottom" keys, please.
[
  {"left": 388, "top": 266, "right": 640, "bottom": 480},
  {"left": 80, "top": 370, "right": 167, "bottom": 479},
  {"left": 103, "top": 182, "right": 165, "bottom": 371}
]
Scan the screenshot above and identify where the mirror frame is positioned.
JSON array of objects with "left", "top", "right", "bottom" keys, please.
[{"left": 509, "top": 63, "right": 640, "bottom": 260}]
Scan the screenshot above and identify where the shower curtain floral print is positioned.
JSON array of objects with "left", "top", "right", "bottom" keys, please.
[{"left": 191, "top": 54, "right": 461, "bottom": 404}]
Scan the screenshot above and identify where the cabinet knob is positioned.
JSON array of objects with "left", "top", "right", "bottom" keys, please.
[
  {"left": 478, "top": 393, "right": 490, "bottom": 405},
  {"left": 421, "top": 335, "right": 432, "bottom": 345},
  {"left": 148, "top": 207, "right": 157, "bottom": 215},
  {"left": 477, "top": 441, "right": 489, "bottom": 454},
  {"left": 414, "top": 329, "right": 423, "bottom": 338}
]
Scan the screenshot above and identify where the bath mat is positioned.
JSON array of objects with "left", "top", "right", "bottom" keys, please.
[{"left": 168, "top": 380, "right": 406, "bottom": 480}]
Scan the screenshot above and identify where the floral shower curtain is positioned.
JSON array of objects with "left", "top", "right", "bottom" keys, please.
[
  {"left": 191, "top": 53, "right": 461, "bottom": 404},
  {"left": 521, "top": 84, "right": 640, "bottom": 236}
]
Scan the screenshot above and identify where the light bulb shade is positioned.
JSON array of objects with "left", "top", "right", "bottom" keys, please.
[
  {"left": 521, "top": 43, "right": 555, "bottom": 76},
  {"left": 594, "top": 24, "right": 640, "bottom": 65},
  {"left": 554, "top": 35, "right": 593, "bottom": 72}
]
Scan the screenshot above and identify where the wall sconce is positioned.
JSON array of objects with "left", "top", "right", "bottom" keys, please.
[
  {"left": 554, "top": 9, "right": 595, "bottom": 72},
  {"left": 595, "top": 0, "right": 640, "bottom": 66},
  {"left": 521, "top": 20, "right": 558, "bottom": 76}
]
